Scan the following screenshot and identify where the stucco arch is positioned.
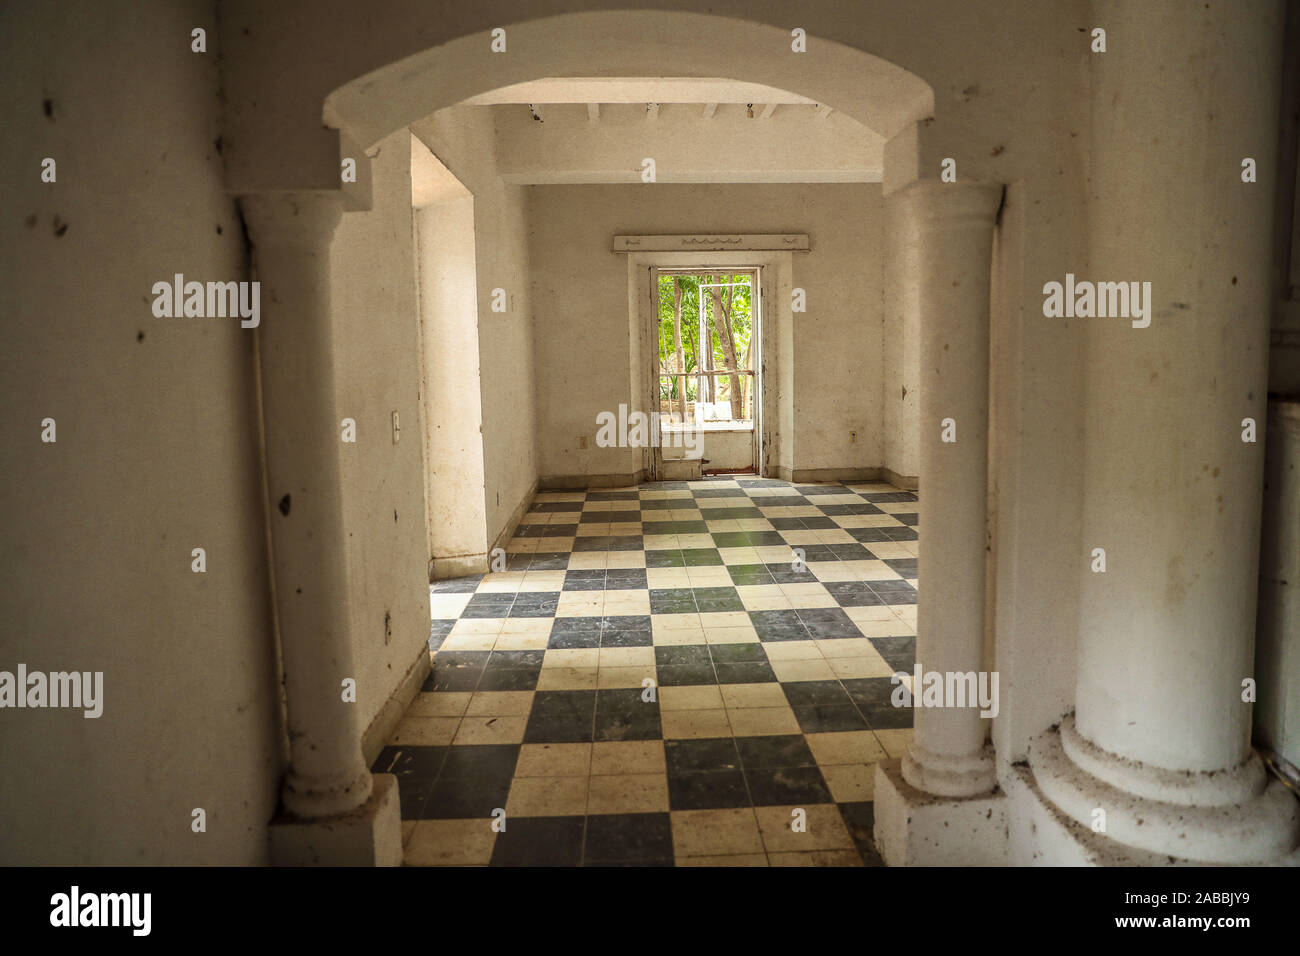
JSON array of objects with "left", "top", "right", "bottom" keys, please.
[{"left": 322, "top": 10, "right": 934, "bottom": 152}]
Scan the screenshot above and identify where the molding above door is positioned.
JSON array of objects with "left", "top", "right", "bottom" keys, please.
[{"left": 614, "top": 234, "right": 809, "bottom": 253}]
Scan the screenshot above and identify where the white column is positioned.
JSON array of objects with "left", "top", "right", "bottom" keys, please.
[
  {"left": 899, "top": 180, "right": 1003, "bottom": 798},
  {"left": 1031, "top": 0, "right": 1298, "bottom": 863},
  {"left": 241, "top": 192, "right": 373, "bottom": 820}
]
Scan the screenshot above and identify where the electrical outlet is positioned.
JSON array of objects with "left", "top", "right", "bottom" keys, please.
[{"left": 578, "top": 435, "right": 589, "bottom": 450}]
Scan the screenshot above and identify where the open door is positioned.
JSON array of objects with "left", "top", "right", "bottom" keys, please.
[{"left": 651, "top": 268, "right": 761, "bottom": 478}]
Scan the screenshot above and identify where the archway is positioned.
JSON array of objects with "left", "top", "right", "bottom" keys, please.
[
  {"left": 322, "top": 11, "right": 934, "bottom": 153},
  {"left": 252, "top": 11, "right": 1010, "bottom": 869}
]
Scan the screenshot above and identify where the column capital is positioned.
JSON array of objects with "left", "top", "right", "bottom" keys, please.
[
  {"left": 238, "top": 190, "right": 345, "bottom": 248},
  {"left": 894, "top": 180, "right": 1003, "bottom": 228}
]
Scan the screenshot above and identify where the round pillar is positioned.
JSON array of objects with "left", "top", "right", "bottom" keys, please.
[
  {"left": 241, "top": 191, "right": 373, "bottom": 819},
  {"left": 1033, "top": 0, "right": 1299, "bottom": 862},
  {"left": 898, "top": 180, "right": 1003, "bottom": 798}
]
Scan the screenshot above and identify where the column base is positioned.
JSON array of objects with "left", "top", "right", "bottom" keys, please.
[
  {"left": 282, "top": 763, "right": 375, "bottom": 819},
  {"left": 902, "top": 740, "right": 998, "bottom": 797},
  {"left": 269, "top": 773, "right": 403, "bottom": 866},
  {"left": 873, "top": 759, "right": 1009, "bottom": 865},
  {"left": 1025, "top": 719, "right": 1300, "bottom": 864}
]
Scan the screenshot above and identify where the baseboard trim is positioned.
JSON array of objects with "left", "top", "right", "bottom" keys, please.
[
  {"left": 429, "top": 552, "right": 488, "bottom": 581},
  {"left": 536, "top": 468, "right": 918, "bottom": 490},
  {"left": 883, "top": 468, "right": 919, "bottom": 491},
  {"left": 361, "top": 642, "right": 431, "bottom": 767},
  {"left": 539, "top": 473, "right": 642, "bottom": 490},
  {"left": 490, "top": 478, "right": 540, "bottom": 559},
  {"left": 769, "top": 465, "right": 917, "bottom": 490},
  {"left": 660, "top": 459, "right": 702, "bottom": 480},
  {"left": 790, "top": 466, "right": 880, "bottom": 483}
]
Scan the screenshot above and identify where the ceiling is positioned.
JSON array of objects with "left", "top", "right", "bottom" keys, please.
[{"left": 460, "top": 77, "right": 824, "bottom": 108}]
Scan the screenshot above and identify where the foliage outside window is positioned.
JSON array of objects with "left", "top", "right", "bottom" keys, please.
[{"left": 657, "top": 272, "right": 754, "bottom": 424}]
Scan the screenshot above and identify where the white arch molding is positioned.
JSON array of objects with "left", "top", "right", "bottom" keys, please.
[{"left": 322, "top": 10, "right": 935, "bottom": 153}]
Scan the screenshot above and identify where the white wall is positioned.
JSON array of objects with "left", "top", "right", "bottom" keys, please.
[
  {"left": 528, "top": 183, "right": 884, "bottom": 481},
  {"left": 491, "top": 102, "right": 883, "bottom": 183},
  {"left": 329, "top": 128, "right": 433, "bottom": 739},
  {"left": 788, "top": 190, "right": 883, "bottom": 475},
  {"left": 881, "top": 193, "right": 921, "bottom": 483},
  {"left": 415, "top": 195, "right": 491, "bottom": 572},
  {"left": 411, "top": 108, "right": 538, "bottom": 548},
  {"left": 0, "top": 0, "right": 282, "bottom": 864}
]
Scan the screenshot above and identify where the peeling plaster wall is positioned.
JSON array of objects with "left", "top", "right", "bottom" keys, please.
[
  {"left": 881, "top": 193, "right": 921, "bottom": 484},
  {"left": 0, "top": 0, "right": 282, "bottom": 864}
]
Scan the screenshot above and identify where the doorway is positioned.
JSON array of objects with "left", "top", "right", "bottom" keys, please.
[
  {"left": 411, "top": 139, "right": 490, "bottom": 580},
  {"left": 651, "top": 267, "right": 762, "bottom": 478}
]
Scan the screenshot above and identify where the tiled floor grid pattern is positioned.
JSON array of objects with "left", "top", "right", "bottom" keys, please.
[{"left": 374, "top": 476, "right": 919, "bottom": 866}]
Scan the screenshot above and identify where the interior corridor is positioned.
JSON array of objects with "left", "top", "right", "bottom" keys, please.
[{"left": 4, "top": 1, "right": 1299, "bottom": 881}]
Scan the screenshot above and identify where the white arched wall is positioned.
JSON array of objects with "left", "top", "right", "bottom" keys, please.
[
  {"left": 313, "top": 8, "right": 941, "bottom": 575},
  {"left": 290, "top": 0, "right": 952, "bottom": 796},
  {"left": 222, "top": 0, "right": 1084, "bottom": 197},
  {"left": 322, "top": 11, "right": 933, "bottom": 155},
  {"left": 318, "top": 9, "right": 937, "bottom": 521},
  {"left": 233, "top": 2, "right": 1095, "bottom": 867}
]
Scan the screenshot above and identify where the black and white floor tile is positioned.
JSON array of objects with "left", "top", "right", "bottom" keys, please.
[{"left": 373, "top": 476, "right": 920, "bottom": 866}]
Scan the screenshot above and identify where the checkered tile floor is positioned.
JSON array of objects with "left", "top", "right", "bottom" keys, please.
[{"left": 373, "top": 476, "right": 919, "bottom": 866}]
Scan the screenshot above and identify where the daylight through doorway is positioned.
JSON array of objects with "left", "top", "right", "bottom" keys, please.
[{"left": 654, "top": 269, "right": 761, "bottom": 477}]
